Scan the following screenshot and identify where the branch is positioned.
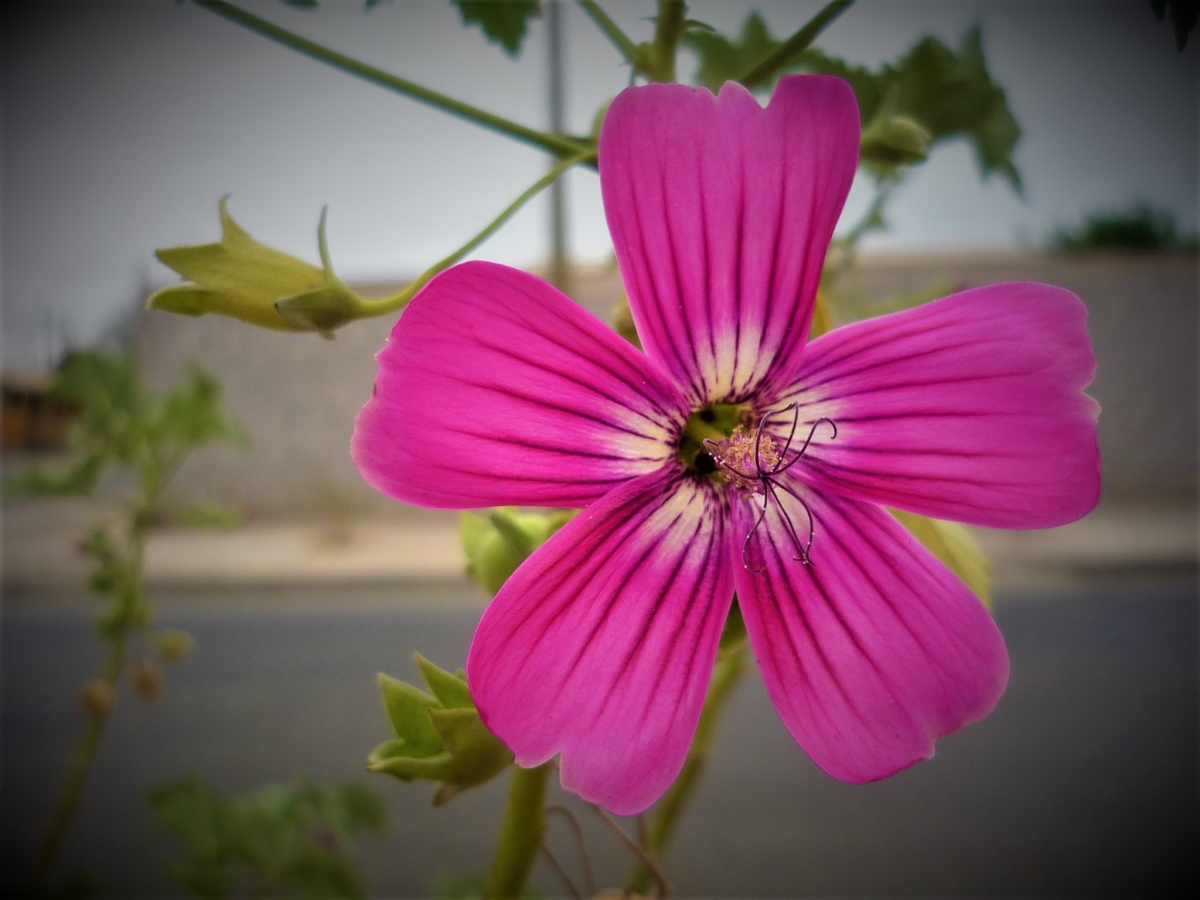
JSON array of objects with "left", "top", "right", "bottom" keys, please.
[
  {"left": 737, "top": 0, "right": 855, "bottom": 89},
  {"left": 195, "top": 0, "right": 591, "bottom": 159},
  {"left": 576, "top": 0, "right": 643, "bottom": 73},
  {"left": 350, "top": 148, "right": 596, "bottom": 321}
]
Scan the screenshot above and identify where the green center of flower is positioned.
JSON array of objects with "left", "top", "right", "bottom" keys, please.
[{"left": 677, "top": 402, "right": 753, "bottom": 475}]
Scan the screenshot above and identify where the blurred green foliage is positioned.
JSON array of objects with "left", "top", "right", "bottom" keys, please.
[
  {"left": 686, "top": 14, "right": 1022, "bottom": 190},
  {"left": 452, "top": 0, "right": 542, "bottom": 56},
  {"left": 146, "top": 776, "right": 386, "bottom": 899},
  {"left": 1048, "top": 203, "right": 1199, "bottom": 253},
  {"left": 4, "top": 350, "right": 246, "bottom": 503}
]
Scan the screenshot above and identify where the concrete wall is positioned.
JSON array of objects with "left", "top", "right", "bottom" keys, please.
[{"left": 136, "top": 253, "right": 1197, "bottom": 518}]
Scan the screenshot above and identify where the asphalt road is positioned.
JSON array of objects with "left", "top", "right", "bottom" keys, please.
[{"left": 3, "top": 578, "right": 1196, "bottom": 898}]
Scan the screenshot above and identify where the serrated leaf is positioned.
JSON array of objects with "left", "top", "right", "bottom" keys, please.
[
  {"left": 684, "top": 11, "right": 779, "bottom": 92},
  {"left": 377, "top": 673, "right": 444, "bottom": 757},
  {"left": 799, "top": 28, "right": 1022, "bottom": 190},
  {"left": 452, "top": 0, "right": 541, "bottom": 57},
  {"left": 691, "top": 15, "right": 1022, "bottom": 190},
  {"left": 891, "top": 509, "right": 992, "bottom": 608},
  {"left": 415, "top": 654, "right": 474, "bottom": 709}
]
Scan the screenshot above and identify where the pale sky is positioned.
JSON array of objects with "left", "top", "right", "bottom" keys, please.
[{"left": 2, "top": 0, "right": 1196, "bottom": 369}]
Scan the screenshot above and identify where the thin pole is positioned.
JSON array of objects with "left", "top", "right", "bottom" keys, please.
[{"left": 547, "top": 0, "right": 570, "bottom": 294}]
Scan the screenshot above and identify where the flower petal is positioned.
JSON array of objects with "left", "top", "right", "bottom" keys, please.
[
  {"left": 467, "top": 468, "right": 735, "bottom": 814},
  {"left": 733, "top": 485, "right": 1009, "bottom": 783},
  {"left": 779, "top": 283, "right": 1101, "bottom": 529},
  {"left": 353, "top": 261, "right": 688, "bottom": 508},
  {"left": 600, "top": 75, "right": 859, "bottom": 407}
]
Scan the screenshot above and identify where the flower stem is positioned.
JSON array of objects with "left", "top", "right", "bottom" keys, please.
[
  {"left": 484, "top": 762, "right": 553, "bottom": 899},
  {"left": 357, "top": 149, "right": 596, "bottom": 318},
  {"left": 648, "top": 0, "right": 687, "bottom": 82},
  {"left": 627, "top": 641, "right": 747, "bottom": 894},
  {"left": 194, "top": 0, "right": 591, "bottom": 160},
  {"left": 737, "top": 0, "right": 856, "bottom": 89},
  {"left": 576, "top": 0, "right": 643, "bottom": 74},
  {"left": 34, "top": 637, "right": 128, "bottom": 886},
  {"left": 34, "top": 503, "right": 154, "bottom": 886}
]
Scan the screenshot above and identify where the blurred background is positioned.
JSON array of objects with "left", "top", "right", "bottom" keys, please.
[{"left": 2, "top": 1, "right": 1197, "bottom": 897}]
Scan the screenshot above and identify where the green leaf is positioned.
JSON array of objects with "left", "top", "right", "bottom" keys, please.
[
  {"left": 891, "top": 509, "right": 992, "bottom": 608},
  {"left": 691, "top": 15, "right": 1022, "bottom": 191},
  {"left": 415, "top": 654, "right": 474, "bottom": 709},
  {"left": 150, "top": 198, "right": 362, "bottom": 333},
  {"left": 376, "top": 673, "right": 444, "bottom": 757},
  {"left": 155, "top": 364, "right": 248, "bottom": 451},
  {"left": 452, "top": 0, "right": 541, "bottom": 57},
  {"left": 2, "top": 450, "right": 107, "bottom": 500},
  {"left": 800, "top": 28, "right": 1022, "bottom": 190},
  {"left": 1047, "top": 202, "right": 1198, "bottom": 253},
  {"left": 149, "top": 774, "right": 385, "bottom": 899},
  {"left": 176, "top": 500, "right": 245, "bottom": 531},
  {"left": 684, "top": 11, "right": 779, "bottom": 92}
]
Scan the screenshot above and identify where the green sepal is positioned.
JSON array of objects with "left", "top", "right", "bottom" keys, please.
[
  {"left": 415, "top": 654, "right": 474, "bottom": 709},
  {"left": 377, "top": 673, "right": 443, "bottom": 758},
  {"left": 891, "top": 509, "right": 992, "bottom": 609},
  {"left": 148, "top": 198, "right": 361, "bottom": 333},
  {"left": 370, "top": 659, "right": 514, "bottom": 804}
]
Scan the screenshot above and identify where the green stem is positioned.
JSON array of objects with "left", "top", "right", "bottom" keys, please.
[
  {"left": 34, "top": 638, "right": 128, "bottom": 886},
  {"left": 194, "top": 1, "right": 590, "bottom": 160},
  {"left": 34, "top": 500, "right": 155, "bottom": 885},
  {"left": 628, "top": 642, "right": 747, "bottom": 894},
  {"left": 484, "top": 763, "right": 553, "bottom": 900},
  {"left": 648, "top": 0, "right": 687, "bottom": 82},
  {"left": 356, "top": 149, "right": 596, "bottom": 318},
  {"left": 576, "top": 0, "right": 643, "bottom": 73},
  {"left": 737, "top": 0, "right": 856, "bottom": 89}
]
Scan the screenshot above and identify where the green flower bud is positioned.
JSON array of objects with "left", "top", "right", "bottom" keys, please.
[
  {"left": 148, "top": 198, "right": 363, "bottom": 334},
  {"left": 153, "top": 629, "right": 195, "bottom": 663},
  {"left": 80, "top": 679, "right": 116, "bottom": 719},
  {"left": 461, "top": 508, "right": 576, "bottom": 596},
  {"left": 131, "top": 661, "right": 165, "bottom": 702},
  {"left": 860, "top": 113, "right": 931, "bottom": 171}
]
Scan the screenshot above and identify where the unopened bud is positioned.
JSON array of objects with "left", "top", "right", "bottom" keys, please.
[
  {"left": 154, "top": 629, "right": 195, "bottom": 663},
  {"left": 860, "top": 113, "right": 931, "bottom": 170},
  {"left": 131, "top": 661, "right": 165, "bottom": 702},
  {"left": 80, "top": 679, "right": 116, "bottom": 719},
  {"left": 148, "top": 198, "right": 363, "bottom": 334}
]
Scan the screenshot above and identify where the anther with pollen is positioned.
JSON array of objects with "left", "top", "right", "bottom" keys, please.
[{"left": 703, "top": 404, "right": 837, "bottom": 573}]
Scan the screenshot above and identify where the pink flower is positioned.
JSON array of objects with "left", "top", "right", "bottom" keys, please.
[{"left": 353, "top": 76, "right": 1100, "bottom": 814}]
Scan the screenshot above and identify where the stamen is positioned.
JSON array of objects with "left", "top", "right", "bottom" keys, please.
[{"left": 705, "top": 404, "right": 837, "bottom": 571}]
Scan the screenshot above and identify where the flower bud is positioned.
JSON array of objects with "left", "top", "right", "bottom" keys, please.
[
  {"left": 148, "top": 198, "right": 363, "bottom": 334},
  {"left": 860, "top": 113, "right": 931, "bottom": 171},
  {"left": 80, "top": 679, "right": 116, "bottom": 719},
  {"left": 131, "top": 661, "right": 165, "bottom": 702},
  {"left": 461, "top": 508, "right": 576, "bottom": 595},
  {"left": 154, "top": 629, "right": 195, "bottom": 663}
]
